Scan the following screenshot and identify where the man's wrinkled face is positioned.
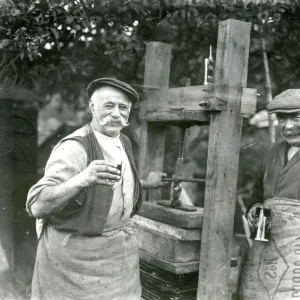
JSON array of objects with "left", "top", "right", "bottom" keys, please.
[
  {"left": 89, "top": 86, "right": 132, "bottom": 137},
  {"left": 277, "top": 112, "right": 300, "bottom": 146}
]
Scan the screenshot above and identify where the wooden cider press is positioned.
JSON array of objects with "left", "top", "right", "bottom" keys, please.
[
  {"left": 159, "top": 123, "right": 205, "bottom": 212},
  {"left": 158, "top": 45, "right": 215, "bottom": 211}
]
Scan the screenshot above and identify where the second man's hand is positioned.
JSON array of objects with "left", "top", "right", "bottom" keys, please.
[
  {"left": 141, "top": 171, "right": 168, "bottom": 190},
  {"left": 246, "top": 202, "right": 263, "bottom": 227}
]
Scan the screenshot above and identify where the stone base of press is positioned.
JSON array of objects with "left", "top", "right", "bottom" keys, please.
[
  {"left": 134, "top": 215, "right": 201, "bottom": 267},
  {"left": 137, "top": 201, "right": 203, "bottom": 229},
  {"left": 135, "top": 215, "right": 243, "bottom": 299},
  {"left": 134, "top": 215, "right": 239, "bottom": 272}
]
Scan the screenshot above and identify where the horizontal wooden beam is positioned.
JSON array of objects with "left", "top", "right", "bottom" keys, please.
[
  {"left": 142, "top": 110, "right": 210, "bottom": 122},
  {"left": 139, "top": 85, "right": 256, "bottom": 122},
  {"left": 139, "top": 85, "right": 225, "bottom": 116}
]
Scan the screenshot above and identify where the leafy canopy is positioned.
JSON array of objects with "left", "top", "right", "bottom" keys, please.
[{"left": 1, "top": 0, "right": 300, "bottom": 107}]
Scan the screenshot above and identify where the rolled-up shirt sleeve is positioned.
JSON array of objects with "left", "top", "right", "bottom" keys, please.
[{"left": 26, "top": 140, "right": 87, "bottom": 216}]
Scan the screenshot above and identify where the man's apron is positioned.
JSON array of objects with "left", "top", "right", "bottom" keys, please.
[{"left": 31, "top": 225, "right": 141, "bottom": 300}]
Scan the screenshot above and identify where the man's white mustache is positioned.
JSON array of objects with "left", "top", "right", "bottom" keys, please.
[
  {"left": 98, "top": 117, "right": 129, "bottom": 127},
  {"left": 283, "top": 129, "right": 300, "bottom": 137}
]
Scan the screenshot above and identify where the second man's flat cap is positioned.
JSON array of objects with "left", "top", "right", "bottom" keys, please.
[
  {"left": 267, "top": 89, "right": 300, "bottom": 113},
  {"left": 87, "top": 78, "right": 139, "bottom": 103}
]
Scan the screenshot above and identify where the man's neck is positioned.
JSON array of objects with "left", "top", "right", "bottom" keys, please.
[
  {"left": 288, "top": 142, "right": 300, "bottom": 149},
  {"left": 288, "top": 144, "right": 300, "bottom": 161},
  {"left": 90, "top": 121, "right": 120, "bottom": 139}
]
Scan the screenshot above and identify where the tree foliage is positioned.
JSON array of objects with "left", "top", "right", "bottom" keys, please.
[{"left": 1, "top": 0, "right": 300, "bottom": 107}]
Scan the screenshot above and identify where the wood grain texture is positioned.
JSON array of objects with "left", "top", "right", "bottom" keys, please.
[
  {"left": 139, "top": 85, "right": 256, "bottom": 121},
  {"left": 143, "top": 111, "right": 210, "bottom": 122},
  {"left": 139, "top": 86, "right": 226, "bottom": 116},
  {"left": 140, "top": 250, "right": 238, "bottom": 275},
  {"left": 197, "top": 19, "right": 252, "bottom": 300},
  {"left": 139, "top": 42, "right": 172, "bottom": 201},
  {"left": 143, "top": 42, "right": 172, "bottom": 90},
  {"left": 140, "top": 249, "right": 200, "bottom": 274},
  {"left": 138, "top": 121, "right": 148, "bottom": 179},
  {"left": 133, "top": 215, "right": 202, "bottom": 240},
  {"left": 136, "top": 226, "right": 201, "bottom": 263},
  {"left": 147, "top": 123, "right": 167, "bottom": 201}
]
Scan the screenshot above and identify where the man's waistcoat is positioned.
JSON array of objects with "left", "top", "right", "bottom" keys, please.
[
  {"left": 263, "top": 139, "right": 300, "bottom": 200},
  {"left": 46, "top": 124, "right": 142, "bottom": 236}
]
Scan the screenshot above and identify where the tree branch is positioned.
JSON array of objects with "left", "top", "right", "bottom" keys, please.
[
  {"left": 0, "top": 54, "right": 21, "bottom": 76},
  {"left": 0, "top": 52, "right": 7, "bottom": 68},
  {"left": 12, "top": 59, "right": 18, "bottom": 85}
]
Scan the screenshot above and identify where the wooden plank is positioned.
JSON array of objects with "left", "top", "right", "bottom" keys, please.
[
  {"left": 133, "top": 215, "right": 201, "bottom": 240},
  {"left": 138, "top": 122, "right": 148, "bottom": 178},
  {"left": 143, "top": 111, "right": 210, "bottom": 122},
  {"left": 197, "top": 19, "right": 252, "bottom": 300},
  {"left": 140, "top": 250, "right": 238, "bottom": 276},
  {"left": 139, "top": 42, "right": 172, "bottom": 201},
  {"left": 140, "top": 249, "right": 200, "bottom": 274},
  {"left": 139, "top": 85, "right": 226, "bottom": 118},
  {"left": 143, "top": 42, "right": 172, "bottom": 90},
  {"left": 147, "top": 123, "right": 167, "bottom": 202},
  {"left": 137, "top": 226, "right": 201, "bottom": 263},
  {"left": 138, "top": 201, "right": 203, "bottom": 229},
  {"left": 137, "top": 226, "right": 177, "bottom": 262}
]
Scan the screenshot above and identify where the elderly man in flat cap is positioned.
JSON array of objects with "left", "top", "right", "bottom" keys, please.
[
  {"left": 241, "top": 90, "right": 300, "bottom": 299},
  {"left": 26, "top": 78, "right": 167, "bottom": 300},
  {"left": 247, "top": 89, "right": 300, "bottom": 223}
]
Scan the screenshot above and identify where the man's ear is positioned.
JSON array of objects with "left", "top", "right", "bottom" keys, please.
[
  {"left": 128, "top": 102, "right": 132, "bottom": 113},
  {"left": 89, "top": 99, "right": 94, "bottom": 113}
]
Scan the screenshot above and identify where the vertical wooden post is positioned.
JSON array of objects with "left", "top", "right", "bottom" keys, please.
[
  {"left": 139, "top": 42, "right": 172, "bottom": 201},
  {"left": 197, "top": 19, "right": 251, "bottom": 300},
  {"left": 0, "top": 100, "right": 14, "bottom": 270}
]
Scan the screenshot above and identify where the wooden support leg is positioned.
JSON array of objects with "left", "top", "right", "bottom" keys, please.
[
  {"left": 197, "top": 19, "right": 252, "bottom": 300},
  {"left": 139, "top": 42, "right": 172, "bottom": 201}
]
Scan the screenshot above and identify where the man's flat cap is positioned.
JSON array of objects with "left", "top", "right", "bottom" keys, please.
[
  {"left": 87, "top": 78, "right": 139, "bottom": 103},
  {"left": 267, "top": 89, "right": 300, "bottom": 113}
]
